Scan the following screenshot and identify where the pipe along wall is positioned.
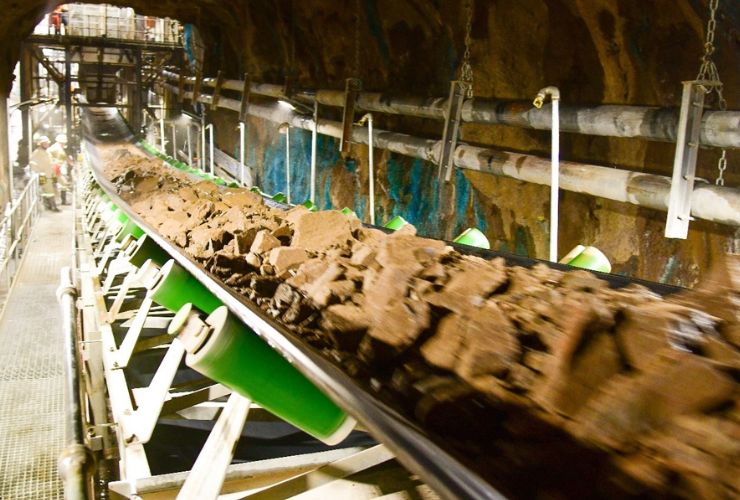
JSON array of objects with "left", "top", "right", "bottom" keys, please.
[{"left": 160, "top": 81, "right": 740, "bottom": 285}]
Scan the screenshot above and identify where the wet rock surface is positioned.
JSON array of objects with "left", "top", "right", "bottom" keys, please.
[{"left": 103, "top": 152, "right": 740, "bottom": 499}]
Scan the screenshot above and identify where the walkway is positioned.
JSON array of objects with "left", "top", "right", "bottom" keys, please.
[{"left": 0, "top": 203, "right": 74, "bottom": 499}]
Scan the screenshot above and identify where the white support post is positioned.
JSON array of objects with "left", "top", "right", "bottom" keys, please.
[
  {"left": 238, "top": 121, "right": 246, "bottom": 185},
  {"left": 550, "top": 97, "right": 560, "bottom": 262},
  {"left": 171, "top": 123, "right": 177, "bottom": 159},
  {"left": 186, "top": 125, "right": 192, "bottom": 166},
  {"left": 533, "top": 86, "right": 560, "bottom": 262},
  {"left": 310, "top": 102, "right": 318, "bottom": 203},
  {"left": 204, "top": 123, "right": 214, "bottom": 174},
  {"left": 200, "top": 118, "right": 205, "bottom": 170},
  {"left": 159, "top": 110, "right": 166, "bottom": 154},
  {"left": 285, "top": 126, "right": 291, "bottom": 203},
  {"left": 367, "top": 114, "right": 375, "bottom": 225}
]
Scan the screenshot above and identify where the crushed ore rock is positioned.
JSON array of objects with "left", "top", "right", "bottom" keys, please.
[
  {"left": 291, "top": 211, "right": 354, "bottom": 252},
  {"left": 250, "top": 230, "right": 281, "bottom": 255},
  {"left": 268, "top": 247, "right": 309, "bottom": 275}
]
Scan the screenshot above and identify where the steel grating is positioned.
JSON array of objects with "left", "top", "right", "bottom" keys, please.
[{"left": 0, "top": 206, "right": 74, "bottom": 499}]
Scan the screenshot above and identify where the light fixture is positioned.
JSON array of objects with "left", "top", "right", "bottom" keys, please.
[{"left": 278, "top": 99, "right": 296, "bottom": 111}]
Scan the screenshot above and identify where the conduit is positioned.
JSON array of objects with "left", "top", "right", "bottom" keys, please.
[
  {"left": 163, "top": 83, "right": 740, "bottom": 228},
  {"left": 161, "top": 70, "right": 740, "bottom": 148}
]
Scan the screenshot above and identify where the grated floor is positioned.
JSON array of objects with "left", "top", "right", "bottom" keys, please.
[{"left": 0, "top": 204, "right": 74, "bottom": 499}]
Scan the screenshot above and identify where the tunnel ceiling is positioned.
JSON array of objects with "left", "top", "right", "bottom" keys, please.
[{"left": 3, "top": 0, "right": 738, "bottom": 106}]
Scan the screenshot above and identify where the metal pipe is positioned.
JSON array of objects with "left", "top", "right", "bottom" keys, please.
[
  {"left": 160, "top": 70, "right": 740, "bottom": 148},
  {"left": 359, "top": 113, "right": 375, "bottom": 225},
  {"left": 165, "top": 84, "right": 740, "bottom": 228},
  {"left": 238, "top": 122, "right": 246, "bottom": 185},
  {"left": 534, "top": 86, "right": 560, "bottom": 261},
  {"left": 57, "top": 266, "right": 88, "bottom": 500},
  {"left": 310, "top": 102, "right": 318, "bottom": 203}
]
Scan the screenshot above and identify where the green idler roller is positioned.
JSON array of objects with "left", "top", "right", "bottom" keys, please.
[
  {"left": 170, "top": 304, "right": 355, "bottom": 445},
  {"left": 383, "top": 215, "right": 408, "bottom": 231},
  {"left": 149, "top": 260, "right": 222, "bottom": 314},
  {"left": 272, "top": 192, "right": 287, "bottom": 203},
  {"left": 453, "top": 227, "right": 490, "bottom": 249},
  {"left": 562, "top": 245, "right": 612, "bottom": 273},
  {"left": 301, "top": 200, "right": 318, "bottom": 212},
  {"left": 340, "top": 207, "right": 357, "bottom": 217},
  {"left": 115, "top": 218, "right": 145, "bottom": 243},
  {"left": 125, "top": 235, "right": 170, "bottom": 268}
]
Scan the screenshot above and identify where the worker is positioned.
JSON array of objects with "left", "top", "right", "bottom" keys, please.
[
  {"left": 29, "top": 136, "right": 60, "bottom": 211},
  {"left": 48, "top": 134, "right": 72, "bottom": 205}
]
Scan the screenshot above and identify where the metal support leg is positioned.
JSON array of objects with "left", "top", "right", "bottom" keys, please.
[
  {"left": 177, "top": 393, "right": 251, "bottom": 499},
  {"left": 122, "top": 339, "right": 186, "bottom": 444}
]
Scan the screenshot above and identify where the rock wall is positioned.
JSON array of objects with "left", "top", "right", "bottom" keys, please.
[{"left": 198, "top": 0, "right": 739, "bottom": 287}]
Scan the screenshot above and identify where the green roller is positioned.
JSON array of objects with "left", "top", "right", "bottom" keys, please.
[
  {"left": 453, "top": 227, "right": 490, "bottom": 249},
  {"left": 250, "top": 187, "right": 262, "bottom": 194},
  {"left": 272, "top": 192, "right": 287, "bottom": 203},
  {"left": 227, "top": 181, "right": 240, "bottom": 188},
  {"left": 110, "top": 208, "right": 129, "bottom": 226},
  {"left": 383, "top": 215, "right": 408, "bottom": 231},
  {"left": 115, "top": 218, "right": 145, "bottom": 243},
  {"left": 566, "top": 246, "right": 612, "bottom": 273},
  {"left": 213, "top": 177, "right": 228, "bottom": 186},
  {"left": 340, "top": 207, "right": 357, "bottom": 217},
  {"left": 301, "top": 200, "right": 318, "bottom": 212},
  {"left": 149, "top": 260, "right": 222, "bottom": 314},
  {"left": 126, "top": 235, "right": 170, "bottom": 268},
  {"left": 171, "top": 304, "right": 355, "bottom": 445}
]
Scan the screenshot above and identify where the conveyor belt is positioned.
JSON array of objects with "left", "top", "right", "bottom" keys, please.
[{"left": 81, "top": 106, "right": 682, "bottom": 499}]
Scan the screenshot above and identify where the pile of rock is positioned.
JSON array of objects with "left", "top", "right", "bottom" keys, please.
[{"left": 104, "top": 153, "right": 740, "bottom": 498}]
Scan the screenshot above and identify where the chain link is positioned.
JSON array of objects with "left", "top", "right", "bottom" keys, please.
[
  {"left": 460, "top": 0, "right": 474, "bottom": 98},
  {"left": 696, "top": 0, "right": 730, "bottom": 185},
  {"left": 716, "top": 150, "right": 727, "bottom": 186}
]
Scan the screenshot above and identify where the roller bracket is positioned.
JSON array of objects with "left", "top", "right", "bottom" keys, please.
[
  {"left": 665, "top": 80, "right": 715, "bottom": 239},
  {"left": 340, "top": 78, "right": 362, "bottom": 153},
  {"left": 210, "top": 70, "right": 224, "bottom": 110},
  {"left": 438, "top": 80, "right": 467, "bottom": 182}
]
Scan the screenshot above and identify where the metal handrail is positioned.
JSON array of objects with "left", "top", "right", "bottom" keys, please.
[
  {"left": 38, "top": 9, "right": 182, "bottom": 46},
  {"left": 0, "top": 175, "right": 41, "bottom": 313}
]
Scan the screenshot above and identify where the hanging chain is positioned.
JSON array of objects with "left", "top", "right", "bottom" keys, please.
[
  {"left": 353, "top": 0, "right": 361, "bottom": 78},
  {"left": 460, "top": 0, "right": 474, "bottom": 98},
  {"left": 695, "top": 0, "right": 729, "bottom": 185}
]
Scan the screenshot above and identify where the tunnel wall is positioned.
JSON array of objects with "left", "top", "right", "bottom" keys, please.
[
  {"left": 4, "top": 0, "right": 737, "bottom": 286},
  {"left": 199, "top": 0, "right": 739, "bottom": 287}
]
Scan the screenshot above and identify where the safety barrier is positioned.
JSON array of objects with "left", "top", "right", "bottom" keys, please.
[{"left": 0, "top": 176, "right": 41, "bottom": 314}]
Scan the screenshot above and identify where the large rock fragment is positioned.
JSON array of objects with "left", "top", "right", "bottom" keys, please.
[
  {"left": 250, "top": 230, "right": 281, "bottom": 255},
  {"left": 268, "top": 247, "right": 309, "bottom": 275},
  {"left": 572, "top": 350, "right": 735, "bottom": 449},
  {"left": 425, "top": 256, "right": 508, "bottom": 313},
  {"left": 291, "top": 211, "right": 354, "bottom": 252}
]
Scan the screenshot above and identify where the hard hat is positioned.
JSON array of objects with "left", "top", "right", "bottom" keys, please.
[
  {"left": 55, "top": 134, "right": 68, "bottom": 144},
  {"left": 37, "top": 135, "right": 50, "bottom": 145}
]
